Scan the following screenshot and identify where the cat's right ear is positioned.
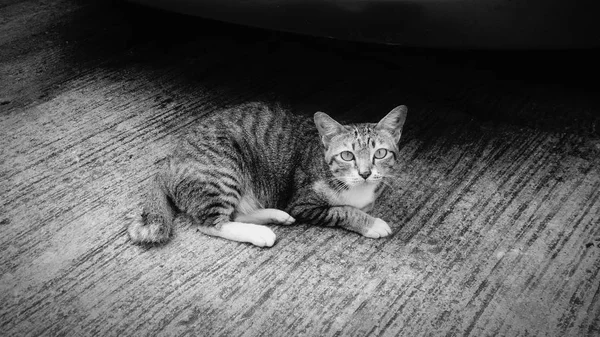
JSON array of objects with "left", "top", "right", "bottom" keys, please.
[
  {"left": 376, "top": 105, "right": 408, "bottom": 144},
  {"left": 314, "top": 112, "right": 343, "bottom": 146}
]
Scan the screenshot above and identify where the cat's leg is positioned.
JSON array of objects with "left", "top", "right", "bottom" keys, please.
[
  {"left": 197, "top": 221, "right": 276, "bottom": 247},
  {"left": 171, "top": 169, "right": 278, "bottom": 247},
  {"left": 287, "top": 199, "right": 391, "bottom": 238},
  {"left": 234, "top": 209, "right": 295, "bottom": 225},
  {"left": 185, "top": 198, "right": 278, "bottom": 247}
]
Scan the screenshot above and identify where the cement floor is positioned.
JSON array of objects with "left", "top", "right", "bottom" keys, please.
[{"left": 1, "top": 1, "right": 599, "bottom": 336}]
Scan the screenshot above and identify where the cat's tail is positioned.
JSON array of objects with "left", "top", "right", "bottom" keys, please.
[{"left": 127, "top": 174, "right": 175, "bottom": 244}]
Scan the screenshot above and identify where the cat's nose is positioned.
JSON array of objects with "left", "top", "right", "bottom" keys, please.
[{"left": 359, "top": 170, "right": 372, "bottom": 180}]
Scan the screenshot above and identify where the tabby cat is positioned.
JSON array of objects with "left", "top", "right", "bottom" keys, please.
[{"left": 128, "top": 102, "right": 407, "bottom": 247}]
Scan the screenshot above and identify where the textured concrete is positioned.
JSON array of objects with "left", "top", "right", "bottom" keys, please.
[{"left": 1, "top": 1, "right": 599, "bottom": 336}]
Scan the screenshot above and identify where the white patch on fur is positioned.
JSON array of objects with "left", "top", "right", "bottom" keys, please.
[
  {"left": 339, "top": 183, "right": 377, "bottom": 209},
  {"left": 127, "top": 213, "right": 170, "bottom": 243},
  {"left": 313, "top": 181, "right": 377, "bottom": 210}
]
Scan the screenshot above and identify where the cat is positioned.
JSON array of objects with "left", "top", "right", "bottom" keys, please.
[{"left": 128, "top": 102, "right": 407, "bottom": 247}]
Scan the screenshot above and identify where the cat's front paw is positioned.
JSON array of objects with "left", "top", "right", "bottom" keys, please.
[
  {"left": 247, "top": 225, "right": 277, "bottom": 247},
  {"left": 363, "top": 218, "right": 392, "bottom": 238}
]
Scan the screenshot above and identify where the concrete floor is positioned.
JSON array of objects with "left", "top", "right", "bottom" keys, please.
[{"left": 1, "top": 1, "right": 599, "bottom": 336}]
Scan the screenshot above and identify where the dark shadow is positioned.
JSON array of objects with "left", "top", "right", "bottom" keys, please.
[{"left": 17, "top": 0, "right": 600, "bottom": 140}]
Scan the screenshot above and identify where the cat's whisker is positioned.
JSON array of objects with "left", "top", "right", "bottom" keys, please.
[{"left": 331, "top": 182, "right": 349, "bottom": 197}]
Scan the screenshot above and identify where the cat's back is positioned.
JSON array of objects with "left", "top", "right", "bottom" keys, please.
[
  {"left": 182, "top": 103, "right": 314, "bottom": 207},
  {"left": 178, "top": 102, "right": 315, "bottom": 167},
  {"left": 190, "top": 102, "right": 310, "bottom": 146}
]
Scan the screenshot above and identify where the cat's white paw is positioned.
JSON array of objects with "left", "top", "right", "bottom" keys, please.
[
  {"left": 270, "top": 210, "right": 295, "bottom": 225},
  {"left": 204, "top": 222, "right": 277, "bottom": 247},
  {"left": 234, "top": 208, "right": 295, "bottom": 225},
  {"left": 246, "top": 225, "right": 277, "bottom": 247},
  {"left": 363, "top": 218, "right": 392, "bottom": 238}
]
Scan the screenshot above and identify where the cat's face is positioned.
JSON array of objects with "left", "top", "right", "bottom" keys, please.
[{"left": 314, "top": 106, "right": 407, "bottom": 187}]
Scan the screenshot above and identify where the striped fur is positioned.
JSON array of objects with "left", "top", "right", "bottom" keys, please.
[{"left": 128, "top": 102, "right": 407, "bottom": 247}]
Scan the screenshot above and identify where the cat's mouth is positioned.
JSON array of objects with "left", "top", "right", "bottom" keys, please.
[{"left": 345, "top": 178, "right": 379, "bottom": 187}]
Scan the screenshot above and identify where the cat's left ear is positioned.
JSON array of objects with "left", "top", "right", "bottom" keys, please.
[
  {"left": 314, "top": 112, "right": 344, "bottom": 146},
  {"left": 376, "top": 105, "right": 407, "bottom": 143}
]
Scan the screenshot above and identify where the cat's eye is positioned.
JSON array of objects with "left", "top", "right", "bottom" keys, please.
[
  {"left": 374, "top": 148, "right": 388, "bottom": 159},
  {"left": 340, "top": 151, "right": 354, "bottom": 161}
]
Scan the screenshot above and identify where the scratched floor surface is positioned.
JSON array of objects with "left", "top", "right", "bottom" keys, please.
[{"left": 1, "top": 1, "right": 599, "bottom": 336}]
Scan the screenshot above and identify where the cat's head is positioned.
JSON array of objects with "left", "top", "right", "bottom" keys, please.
[{"left": 314, "top": 105, "right": 407, "bottom": 187}]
